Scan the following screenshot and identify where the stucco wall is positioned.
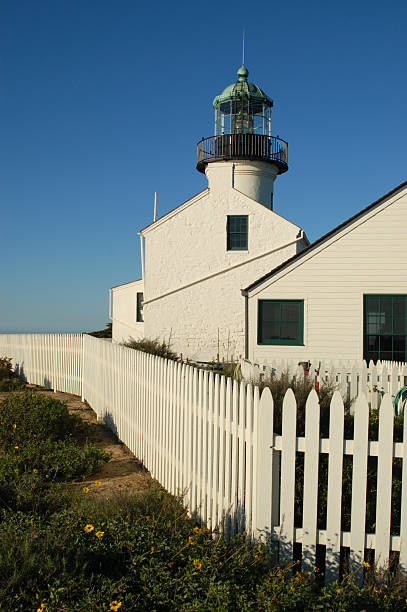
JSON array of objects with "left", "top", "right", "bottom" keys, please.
[
  {"left": 247, "top": 185, "right": 407, "bottom": 363},
  {"left": 112, "top": 279, "right": 144, "bottom": 344},
  {"left": 142, "top": 162, "right": 306, "bottom": 361}
]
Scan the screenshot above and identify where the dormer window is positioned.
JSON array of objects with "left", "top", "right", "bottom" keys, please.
[{"left": 227, "top": 215, "right": 248, "bottom": 251}]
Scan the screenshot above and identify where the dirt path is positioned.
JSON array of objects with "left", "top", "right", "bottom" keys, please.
[{"left": 7, "top": 387, "right": 154, "bottom": 497}]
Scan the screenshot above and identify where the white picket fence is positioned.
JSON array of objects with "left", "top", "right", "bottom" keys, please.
[
  {"left": 241, "top": 357, "right": 407, "bottom": 413},
  {"left": 0, "top": 333, "right": 83, "bottom": 395},
  {"left": 1, "top": 333, "right": 407, "bottom": 581}
]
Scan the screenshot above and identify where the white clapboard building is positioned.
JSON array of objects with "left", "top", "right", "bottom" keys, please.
[
  {"left": 110, "top": 64, "right": 407, "bottom": 364},
  {"left": 242, "top": 179, "right": 407, "bottom": 364}
]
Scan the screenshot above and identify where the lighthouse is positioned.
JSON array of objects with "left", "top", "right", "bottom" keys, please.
[{"left": 197, "top": 64, "right": 287, "bottom": 210}]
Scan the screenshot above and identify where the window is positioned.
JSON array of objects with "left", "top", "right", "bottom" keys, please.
[
  {"left": 258, "top": 300, "right": 304, "bottom": 345},
  {"left": 227, "top": 215, "right": 248, "bottom": 250},
  {"left": 136, "top": 292, "right": 144, "bottom": 323},
  {"left": 364, "top": 295, "right": 407, "bottom": 363}
]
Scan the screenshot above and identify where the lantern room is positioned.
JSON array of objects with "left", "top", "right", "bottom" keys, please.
[{"left": 197, "top": 65, "right": 288, "bottom": 175}]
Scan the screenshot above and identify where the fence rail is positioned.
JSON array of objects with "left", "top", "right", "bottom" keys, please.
[{"left": 1, "top": 333, "right": 407, "bottom": 581}]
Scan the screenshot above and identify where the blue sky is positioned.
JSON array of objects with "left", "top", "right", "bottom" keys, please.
[{"left": 2, "top": 0, "right": 406, "bottom": 333}]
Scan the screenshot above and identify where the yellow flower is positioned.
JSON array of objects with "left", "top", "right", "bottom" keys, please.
[
  {"left": 257, "top": 545, "right": 262, "bottom": 553},
  {"left": 37, "top": 605, "right": 46, "bottom": 612},
  {"left": 314, "top": 566, "right": 319, "bottom": 572},
  {"left": 31, "top": 393, "right": 35, "bottom": 397},
  {"left": 193, "top": 559, "right": 202, "bottom": 569},
  {"left": 84, "top": 524, "right": 94, "bottom": 533},
  {"left": 254, "top": 553, "right": 261, "bottom": 561},
  {"left": 290, "top": 585, "right": 295, "bottom": 591},
  {"left": 33, "top": 469, "right": 38, "bottom": 474},
  {"left": 362, "top": 561, "right": 371, "bottom": 568},
  {"left": 117, "top": 585, "right": 123, "bottom": 592},
  {"left": 12, "top": 424, "right": 16, "bottom": 429},
  {"left": 193, "top": 526, "right": 201, "bottom": 533},
  {"left": 14, "top": 445, "right": 19, "bottom": 450},
  {"left": 188, "top": 536, "right": 195, "bottom": 545},
  {"left": 14, "top": 468, "right": 18, "bottom": 474},
  {"left": 82, "top": 487, "right": 90, "bottom": 494},
  {"left": 94, "top": 480, "right": 102, "bottom": 486},
  {"left": 106, "top": 496, "right": 110, "bottom": 501},
  {"left": 336, "top": 588, "right": 343, "bottom": 594},
  {"left": 45, "top": 474, "right": 49, "bottom": 478},
  {"left": 374, "top": 586, "right": 380, "bottom": 594},
  {"left": 151, "top": 546, "right": 156, "bottom": 553},
  {"left": 110, "top": 602, "right": 122, "bottom": 611},
  {"left": 95, "top": 531, "right": 104, "bottom": 538}
]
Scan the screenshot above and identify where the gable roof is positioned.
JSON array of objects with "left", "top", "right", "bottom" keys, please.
[
  {"left": 242, "top": 179, "right": 407, "bottom": 294},
  {"left": 140, "top": 189, "right": 209, "bottom": 233},
  {"left": 111, "top": 278, "right": 142, "bottom": 290}
]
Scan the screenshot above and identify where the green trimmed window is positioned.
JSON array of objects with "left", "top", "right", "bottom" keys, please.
[
  {"left": 258, "top": 300, "right": 304, "bottom": 345},
  {"left": 364, "top": 295, "right": 407, "bottom": 363},
  {"left": 227, "top": 215, "right": 248, "bottom": 250},
  {"left": 136, "top": 292, "right": 144, "bottom": 323}
]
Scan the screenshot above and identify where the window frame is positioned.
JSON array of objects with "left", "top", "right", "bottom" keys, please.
[
  {"left": 226, "top": 215, "right": 248, "bottom": 251},
  {"left": 363, "top": 294, "right": 407, "bottom": 363},
  {"left": 257, "top": 299, "right": 304, "bottom": 346}
]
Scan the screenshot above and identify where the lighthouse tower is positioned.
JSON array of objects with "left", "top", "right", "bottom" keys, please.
[{"left": 197, "top": 65, "right": 287, "bottom": 209}]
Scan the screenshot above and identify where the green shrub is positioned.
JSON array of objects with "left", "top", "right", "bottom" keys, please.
[
  {"left": 123, "top": 337, "right": 178, "bottom": 361},
  {"left": 0, "top": 392, "right": 86, "bottom": 446},
  {"left": 0, "top": 393, "right": 109, "bottom": 512},
  {"left": 0, "top": 357, "right": 24, "bottom": 391},
  {"left": 0, "top": 488, "right": 405, "bottom": 611},
  {"left": 88, "top": 322, "right": 112, "bottom": 338}
]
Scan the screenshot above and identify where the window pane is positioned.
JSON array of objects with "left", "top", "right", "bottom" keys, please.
[
  {"left": 367, "top": 335, "right": 379, "bottom": 350},
  {"left": 262, "top": 302, "right": 280, "bottom": 321},
  {"left": 262, "top": 321, "right": 280, "bottom": 340},
  {"left": 394, "top": 297, "right": 405, "bottom": 317},
  {"left": 281, "top": 322, "right": 299, "bottom": 340},
  {"left": 394, "top": 336, "right": 406, "bottom": 352},
  {"left": 380, "top": 335, "right": 392, "bottom": 351},
  {"left": 381, "top": 352, "right": 393, "bottom": 361},
  {"left": 366, "top": 296, "right": 379, "bottom": 313},
  {"left": 367, "top": 314, "right": 381, "bottom": 334},
  {"left": 394, "top": 317, "right": 405, "bottom": 334},
  {"left": 380, "top": 298, "right": 393, "bottom": 333},
  {"left": 281, "top": 302, "right": 299, "bottom": 322}
]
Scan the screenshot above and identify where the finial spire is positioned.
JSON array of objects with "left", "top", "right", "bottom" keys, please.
[{"left": 242, "top": 29, "right": 245, "bottom": 66}]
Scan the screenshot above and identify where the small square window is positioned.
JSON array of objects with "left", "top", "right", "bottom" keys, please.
[
  {"left": 258, "top": 300, "right": 304, "bottom": 345},
  {"left": 227, "top": 215, "right": 248, "bottom": 250}
]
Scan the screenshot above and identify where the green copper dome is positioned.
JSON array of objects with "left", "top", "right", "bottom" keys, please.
[{"left": 213, "top": 65, "right": 273, "bottom": 109}]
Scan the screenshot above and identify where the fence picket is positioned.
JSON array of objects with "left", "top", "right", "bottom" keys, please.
[
  {"left": 375, "top": 394, "right": 394, "bottom": 568},
  {"left": 325, "top": 391, "right": 345, "bottom": 583},
  {"left": 279, "top": 388, "right": 297, "bottom": 563},
  {"left": 349, "top": 393, "right": 370, "bottom": 578},
  {"left": 254, "top": 387, "right": 273, "bottom": 538},
  {"left": 302, "top": 389, "right": 320, "bottom": 573}
]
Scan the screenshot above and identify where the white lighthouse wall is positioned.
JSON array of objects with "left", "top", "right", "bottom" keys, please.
[
  {"left": 247, "top": 184, "right": 407, "bottom": 363},
  {"left": 112, "top": 279, "right": 144, "bottom": 344},
  {"left": 142, "top": 166, "right": 307, "bottom": 361}
]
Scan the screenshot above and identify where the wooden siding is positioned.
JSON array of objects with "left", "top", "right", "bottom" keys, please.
[{"left": 248, "top": 186, "right": 407, "bottom": 362}]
